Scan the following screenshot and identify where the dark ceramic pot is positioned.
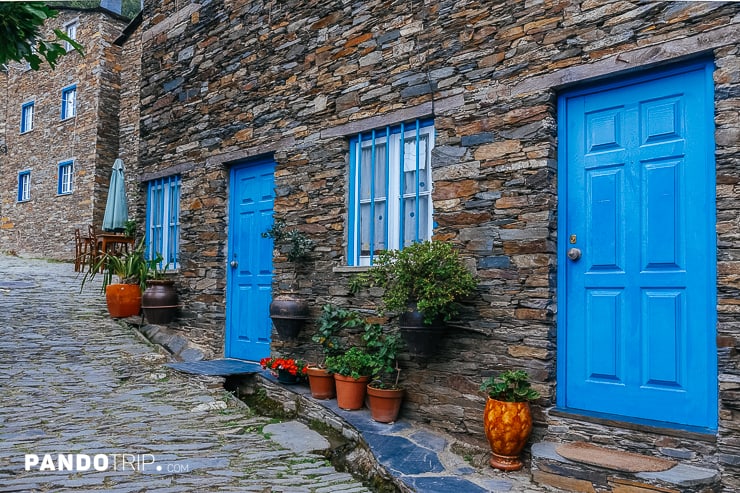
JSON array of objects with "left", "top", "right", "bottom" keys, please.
[
  {"left": 269, "top": 295, "right": 309, "bottom": 339},
  {"left": 398, "top": 303, "right": 444, "bottom": 357},
  {"left": 142, "top": 279, "right": 178, "bottom": 324}
]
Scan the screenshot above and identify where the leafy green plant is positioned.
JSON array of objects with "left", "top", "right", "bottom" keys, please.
[
  {"left": 0, "top": 2, "right": 84, "bottom": 70},
  {"left": 352, "top": 241, "right": 476, "bottom": 324},
  {"left": 262, "top": 219, "right": 314, "bottom": 263},
  {"left": 325, "top": 347, "right": 376, "bottom": 380},
  {"left": 81, "top": 240, "right": 160, "bottom": 292},
  {"left": 123, "top": 220, "right": 137, "bottom": 239},
  {"left": 363, "top": 322, "right": 402, "bottom": 389},
  {"left": 480, "top": 370, "right": 540, "bottom": 403},
  {"left": 312, "top": 304, "right": 362, "bottom": 362}
]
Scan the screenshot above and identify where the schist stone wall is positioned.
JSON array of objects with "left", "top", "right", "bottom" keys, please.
[
  {"left": 0, "top": 9, "right": 129, "bottom": 259},
  {"left": 138, "top": 0, "right": 739, "bottom": 486}
]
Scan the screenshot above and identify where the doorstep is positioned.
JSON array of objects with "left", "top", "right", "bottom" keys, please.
[
  {"left": 531, "top": 441, "right": 721, "bottom": 493},
  {"left": 234, "top": 371, "right": 547, "bottom": 493}
]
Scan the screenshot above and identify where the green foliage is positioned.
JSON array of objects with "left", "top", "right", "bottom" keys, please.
[
  {"left": 312, "top": 304, "right": 361, "bottom": 360},
  {"left": 363, "top": 322, "right": 402, "bottom": 388},
  {"left": 352, "top": 241, "right": 477, "bottom": 324},
  {"left": 316, "top": 305, "right": 403, "bottom": 387},
  {"left": 262, "top": 219, "right": 314, "bottom": 263},
  {"left": 480, "top": 370, "right": 540, "bottom": 403},
  {"left": 123, "top": 220, "right": 137, "bottom": 239},
  {"left": 0, "top": 3, "right": 84, "bottom": 70},
  {"left": 80, "top": 240, "right": 161, "bottom": 293},
  {"left": 47, "top": 1, "right": 142, "bottom": 19},
  {"left": 325, "top": 347, "right": 376, "bottom": 380}
]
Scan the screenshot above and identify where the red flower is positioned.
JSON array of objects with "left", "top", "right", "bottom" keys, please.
[{"left": 259, "top": 356, "right": 307, "bottom": 377}]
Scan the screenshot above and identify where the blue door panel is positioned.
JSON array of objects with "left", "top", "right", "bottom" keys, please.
[
  {"left": 225, "top": 158, "right": 274, "bottom": 361},
  {"left": 558, "top": 61, "right": 717, "bottom": 431}
]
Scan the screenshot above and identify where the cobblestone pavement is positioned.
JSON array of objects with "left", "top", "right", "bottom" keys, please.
[{"left": 0, "top": 255, "right": 371, "bottom": 493}]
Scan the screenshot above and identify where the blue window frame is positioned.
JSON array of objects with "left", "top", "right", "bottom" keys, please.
[
  {"left": 18, "top": 171, "right": 31, "bottom": 202},
  {"left": 58, "top": 160, "right": 74, "bottom": 194},
  {"left": 20, "top": 101, "right": 34, "bottom": 133},
  {"left": 146, "top": 175, "right": 181, "bottom": 269},
  {"left": 348, "top": 118, "right": 434, "bottom": 266},
  {"left": 61, "top": 85, "right": 76, "bottom": 120}
]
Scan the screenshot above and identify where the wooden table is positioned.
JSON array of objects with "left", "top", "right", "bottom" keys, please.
[{"left": 97, "top": 233, "right": 135, "bottom": 255}]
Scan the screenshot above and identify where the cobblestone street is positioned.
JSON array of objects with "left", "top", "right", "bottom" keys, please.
[{"left": 0, "top": 254, "right": 370, "bottom": 493}]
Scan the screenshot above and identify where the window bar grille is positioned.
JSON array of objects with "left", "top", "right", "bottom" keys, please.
[
  {"left": 355, "top": 133, "right": 363, "bottom": 265},
  {"left": 169, "top": 176, "right": 180, "bottom": 268},
  {"left": 398, "top": 121, "right": 405, "bottom": 249},
  {"left": 383, "top": 125, "right": 391, "bottom": 258},
  {"left": 369, "top": 129, "right": 376, "bottom": 265},
  {"left": 414, "top": 119, "right": 421, "bottom": 243}
]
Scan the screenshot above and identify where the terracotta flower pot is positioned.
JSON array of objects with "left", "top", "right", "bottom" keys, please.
[
  {"left": 307, "top": 367, "right": 336, "bottom": 400},
  {"left": 333, "top": 374, "right": 370, "bottom": 410},
  {"left": 367, "top": 385, "right": 404, "bottom": 423},
  {"left": 105, "top": 284, "right": 142, "bottom": 318},
  {"left": 483, "top": 397, "right": 533, "bottom": 471}
]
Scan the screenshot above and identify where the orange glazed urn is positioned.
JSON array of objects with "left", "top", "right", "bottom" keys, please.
[
  {"left": 105, "top": 284, "right": 142, "bottom": 318},
  {"left": 483, "top": 397, "right": 533, "bottom": 471}
]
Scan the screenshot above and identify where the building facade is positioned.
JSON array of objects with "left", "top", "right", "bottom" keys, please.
[
  {"left": 137, "top": 0, "right": 739, "bottom": 489},
  {"left": 0, "top": 6, "right": 139, "bottom": 260}
]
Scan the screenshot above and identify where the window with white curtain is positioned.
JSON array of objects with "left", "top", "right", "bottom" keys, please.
[{"left": 348, "top": 119, "right": 434, "bottom": 266}]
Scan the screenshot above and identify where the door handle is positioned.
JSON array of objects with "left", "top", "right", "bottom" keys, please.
[
  {"left": 567, "top": 248, "right": 582, "bottom": 261},
  {"left": 230, "top": 260, "right": 238, "bottom": 268}
]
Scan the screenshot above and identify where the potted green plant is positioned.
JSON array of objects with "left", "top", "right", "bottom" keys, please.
[
  {"left": 480, "top": 370, "right": 541, "bottom": 472},
  {"left": 353, "top": 241, "right": 476, "bottom": 356},
  {"left": 306, "top": 304, "right": 359, "bottom": 400},
  {"left": 325, "top": 346, "right": 375, "bottom": 411},
  {"left": 123, "top": 219, "right": 137, "bottom": 239},
  {"left": 364, "top": 322, "right": 404, "bottom": 423},
  {"left": 81, "top": 239, "right": 151, "bottom": 318},
  {"left": 262, "top": 219, "right": 315, "bottom": 339}
]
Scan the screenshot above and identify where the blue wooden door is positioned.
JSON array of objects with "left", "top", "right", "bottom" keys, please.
[
  {"left": 225, "top": 158, "right": 275, "bottom": 361},
  {"left": 558, "top": 61, "right": 717, "bottom": 431}
]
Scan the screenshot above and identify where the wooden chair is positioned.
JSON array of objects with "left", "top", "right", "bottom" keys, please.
[
  {"left": 88, "top": 224, "right": 101, "bottom": 270},
  {"left": 74, "top": 228, "right": 83, "bottom": 272}
]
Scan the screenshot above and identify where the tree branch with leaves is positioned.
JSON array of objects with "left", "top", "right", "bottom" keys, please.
[{"left": 0, "top": 2, "right": 83, "bottom": 71}]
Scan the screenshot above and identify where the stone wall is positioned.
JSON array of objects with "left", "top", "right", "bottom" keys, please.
[
  {"left": 0, "top": 9, "right": 129, "bottom": 259},
  {"left": 138, "top": 0, "right": 740, "bottom": 486},
  {"left": 117, "top": 16, "right": 144, "bottom": 230}
]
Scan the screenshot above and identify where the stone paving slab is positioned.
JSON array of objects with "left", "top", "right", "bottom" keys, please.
[{"left": 0, "top": 254, "right": 372, "bottom": 493}]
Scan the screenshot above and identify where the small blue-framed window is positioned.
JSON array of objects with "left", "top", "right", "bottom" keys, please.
[
  {"left": 348, "top": 118, "right": 435, "bottom": 266},
  {"left": 18, "top": 171, "right": 31, "bottom": 202},
  {"left": 20, "top": 101, "right": 34, "bottom": 133},
  {"left": 61, "top": 85, "right": 77, "bottom": 120},
  {"left": 58, "top": 160, "right": 74, "bottom": 195},
  {"left": 146, "top": 175, "right": 181, "bottom": 269}
]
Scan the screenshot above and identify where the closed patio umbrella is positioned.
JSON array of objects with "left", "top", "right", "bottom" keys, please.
[{"left": 102, "top": 158, "right": 129, "bottom": 232}]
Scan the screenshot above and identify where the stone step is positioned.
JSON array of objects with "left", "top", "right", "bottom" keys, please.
[{"left": 531, "top": 441, "right": 721, "bottom": 493}]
